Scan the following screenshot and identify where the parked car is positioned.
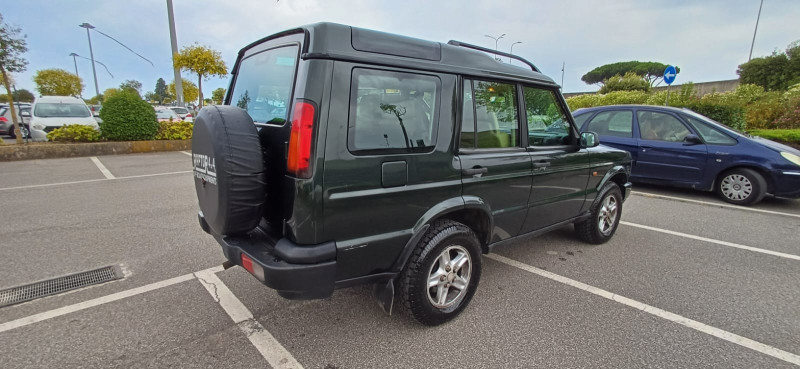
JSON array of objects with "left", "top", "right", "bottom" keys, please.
[
  {"left": 0, "top": 105, "right": 32, "bottom": 138},
  {"left": 27, "top": 96, "right": 99, "bottom": 141},
  {"left": 192, "top": 23, "right": 632, "bottom": 326},
  {"left": 155, "top": 107, "right": 182, "bottom": 122},
  {"left": 575, "top": 105, "right": 800, "bottom": 205},
  {"left": 169, "top": 106, "right": 189, "bottom": 119},
  {"left": 89, "top": 104, "right": 102, "bottom": 117}
]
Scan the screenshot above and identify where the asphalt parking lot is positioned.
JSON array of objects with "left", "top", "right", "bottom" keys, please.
[{"left": 1, "top": 151, "right": 799, "bottom": 368}]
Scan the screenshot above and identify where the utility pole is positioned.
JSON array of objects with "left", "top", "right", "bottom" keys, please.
[
  {"left": 167, "top": 0, "right": 184, "bottom": 106},
  {"left": 79, "top": 23, "right": 100, "bottom": 98},
  {"left": 69, "top": 53, "right": 82, "bottom": 98},
  {"left": 485, "top": 33, "right": 506, "bottom": 61},
  {"left": 509, "top": 41, "right": 522, "bottom": 64},
  {"left": 749, "top": 0, "right": 764, "bottom": 61}
]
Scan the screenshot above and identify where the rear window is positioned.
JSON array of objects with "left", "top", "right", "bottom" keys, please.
[
  {"left": 156, "top": 110, "right": 178, "bottom": 119},
  {"left": 34, "top": 103, "right": 91, "bottom": 118},
  {"left": 170, "top": 107, "right": 188, "bottom": 114},
  {"left": 229, "top": 45, "right": 299, "bottom": 125}
]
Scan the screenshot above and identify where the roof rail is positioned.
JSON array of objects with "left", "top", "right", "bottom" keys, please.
[{"left": 447, "top": 40, "right": 540, "bottom": 72}]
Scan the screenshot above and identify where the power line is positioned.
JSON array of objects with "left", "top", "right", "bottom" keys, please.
[{"left": 92, "top": 27, "right": 155, "bottom": 67}]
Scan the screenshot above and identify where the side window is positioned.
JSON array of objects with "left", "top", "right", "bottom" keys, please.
[
  {"left": 586, "top": 110, "right": 633, "bottom": 138},
  {"left": 463, "top": 80, "right": 519, "bottom": 149},
  {"left": 348, "top": 69, "right": 440, "bottom": 154},
  {"left": 573, "top": 113, "right": 591, "bottom": 129},
  {"left": 523, "top": 86, "right": 574, "bottom": 146},
  {"left": 683, "top": 115, "right": 737, "bottom": 145},
  {"left": 460, "top": 79, "right": 475, "bottom": 149},
  {"left": 637, "top": 111, "right": 691, "bottom": 142}
]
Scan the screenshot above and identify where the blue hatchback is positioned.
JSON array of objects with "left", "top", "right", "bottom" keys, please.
[{"left": 574, "top": 105, "right": 800, "bottom": 205}]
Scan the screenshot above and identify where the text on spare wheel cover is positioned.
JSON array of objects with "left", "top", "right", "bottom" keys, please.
[{"left": 193, "top": 153, "right": 217, "bottom": 185}]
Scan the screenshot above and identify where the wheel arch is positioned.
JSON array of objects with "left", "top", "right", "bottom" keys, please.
[
  {"left": 716, "top": 164, "right": 774, "bottom": 193},
  {"left": 597, "top": 165, "right": 630, "bottom": 199}
]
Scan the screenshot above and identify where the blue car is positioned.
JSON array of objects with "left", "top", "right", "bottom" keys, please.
[{"left": 574, "top": 105, "right": 800, "bottom": 205}]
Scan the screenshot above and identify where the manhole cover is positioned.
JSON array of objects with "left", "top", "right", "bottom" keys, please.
[{"left": 0, "top": 265, "right": 123, "bottom": 308}]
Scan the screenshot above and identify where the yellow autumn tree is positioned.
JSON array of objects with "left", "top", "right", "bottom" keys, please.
[
  {"left": 168, "top": 80, "right": 198, "bottom": 105},
  {"left": 173, "top": 44, "right": 227, "bottom": 108}
]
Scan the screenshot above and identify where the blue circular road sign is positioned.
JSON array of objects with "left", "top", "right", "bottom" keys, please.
[{"left": 663, "top": 65, "right": 677, "bottom": 85}]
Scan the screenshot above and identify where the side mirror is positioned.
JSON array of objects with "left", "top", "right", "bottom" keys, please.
[
  {"left": 580, "top": 131, "right": 600, "bottom": 148},
  {"left": 683, "top": 134, "right": 702, "bottom": 145},
  {"left": 20, "top": 111, "right": 31, "bottom": 117}
]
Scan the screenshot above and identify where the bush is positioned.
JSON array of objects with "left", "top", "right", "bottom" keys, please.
[
  {"left": 99, "top": 91, "right": 158, "bottom": 141},
  {"left": 566, "top": 90, "right": 649, "bottom": 110},
  {"left": 155, "top": 120, "right": 193, "bottom": 140},
  {"left": 46, "top": 124, "right": 102, "bottom": 142},
  {"left": 747, "top": 129, "right": 800, "bottom": 146},
  {"left": 599, "top": 72, "right": 651, "bottom": 94},
  {"left": 684, "top": 100, "right": 746, "bottom": 131},
  {"left": 772, "top": 98, "right": 800, "bottom": 129}
]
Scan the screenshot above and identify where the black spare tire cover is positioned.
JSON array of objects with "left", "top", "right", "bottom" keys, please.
[{"left": 192, "top": 106, "right": 265, "bottom": 235}]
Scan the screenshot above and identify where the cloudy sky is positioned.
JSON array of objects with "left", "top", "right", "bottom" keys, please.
[{"left": 3, "top": 0, "right": 800, "bottom": 98}]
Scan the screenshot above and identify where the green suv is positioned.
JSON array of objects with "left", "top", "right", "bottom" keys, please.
[{"left": 192, "top": 23, "right": 632, "bottom": 326}]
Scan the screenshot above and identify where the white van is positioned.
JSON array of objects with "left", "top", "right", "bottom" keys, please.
[{"left": 24, "top": 96, "right": 99, "bottom": 141}]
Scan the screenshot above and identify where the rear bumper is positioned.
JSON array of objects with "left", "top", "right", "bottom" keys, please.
[{"left": 199, "top": 213, "right": 336, "bottom": 299}]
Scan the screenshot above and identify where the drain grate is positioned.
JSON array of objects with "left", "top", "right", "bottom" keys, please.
[{"left": 0, "top": 265, "right": 123, "bottom": 308}]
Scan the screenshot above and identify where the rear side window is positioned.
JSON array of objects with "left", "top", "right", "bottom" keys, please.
[
  {"left": 683, "top": 115, "right": 737, "bottom": 145},
  {"left": 230, "top": 45, "right": 298, "bottom": 125},
  {"left": 586, "top": 110, "right": 633, "bottom": 138},
  {"left": 523, "top": 86, "right": 573, "bottom": 146},
  {"left": 461, "top": 80, "right": 520, "bottom": 149},
  {"left": 348, "top": 69, "right": 440, "bottom": 154}
]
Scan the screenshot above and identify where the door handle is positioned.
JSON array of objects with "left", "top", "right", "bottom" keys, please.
[
  {"left": 640, "top": 145, "right": 653, "bottom": 152},
  {"left": 532, "top": 160, "right": 550, "bottom": 168},
  {"left": 462, "top": 166, "right": 489, "bottom": 176}
]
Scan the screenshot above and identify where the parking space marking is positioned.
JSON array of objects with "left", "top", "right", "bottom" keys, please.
[
  {"left": 0, "top": 170, "right": 192, "bottom": 192},
  {"left": 195, "top": 270, "right": 303, "bottom": 369},
  {"left": 621, "top": 221, "right": 800, "bottom": 261},
  {"left": 487, "top": 254, "right": 800, "bottom": 366},
  {"left": 632, "top": 191, "right": 800, "bottom": 219},
  {"left": 181, "top": 151, "right": 192, "bottom": 157},
  {"left": 89, "top": 156, "right": 115, "bottom": 179},
  {"left": 0, "top": 266, "right": 223, "bottom": 334}
]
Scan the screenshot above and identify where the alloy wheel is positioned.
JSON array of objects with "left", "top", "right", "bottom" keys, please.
[{"left": 427, "top": 245, "right": 472, "bottom": 309}]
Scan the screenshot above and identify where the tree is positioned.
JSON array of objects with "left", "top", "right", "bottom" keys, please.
[
  {"left": 119, "top": 79, "right": 142, "bottom": 96},
  {"left": 582, "top": 61, "right": 679, "bottom": 87},
  {"left": 173, "top": 44, "right": 227, "bottom": 108},
  {"left": 33, "top": 68, "right": 83, "bottom": 96},
  {"left": 737, "top": 41, "right": 800, "bottom": 91},
  {"left": 599, "top": 72, "right": 652, "bottom": 93},
  {"left": 154, "top": 77, "right": 167, "bottom": 104},
  {"left": 0, "top": 12, "right": 29, "bottom": 144},
  {"left": 86, "top": 95, "right": 103, "bottom": 104},
  {"left": 102, "top": 87, "right": 121, "bottom": 101},
  {"left": 168, "top": 79, "right": 198, "bottom": 104},
  {"left": 0, "top": 88, "right": 34, "bottom": 103},
  {"left": 211, "top": 87, "right": 225, "bottom": 104}
]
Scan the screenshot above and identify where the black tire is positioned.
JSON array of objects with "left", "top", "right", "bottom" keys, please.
[
  {"left": 574, "top": 182, "right": 623, "bottom": 244},
  {"left": 8, "top": 124, "right": 28, "bottom": 139},
  {"left": 715, "top": 168, "right": 767, "bottom": 206},
  {"left": 397, "top": 220, "right": 482, "bottom": 326}
]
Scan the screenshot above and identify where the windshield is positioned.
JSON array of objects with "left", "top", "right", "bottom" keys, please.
[
  {"left": 682, "top": 109, "right": 747, "bottom": 137},
  {"left": 156, "top": 110, "right": 179, "bottom": 119},
  {"left": 34, "top": 103, "right": 91, "bottom": 118},
  {"left": 229, "top": 45, "right": 299, "bottom": 125},
  {"left": 170, "top": 108, "right": 188, "bottom": 114}
]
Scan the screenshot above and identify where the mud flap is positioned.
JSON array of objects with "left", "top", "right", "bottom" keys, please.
[{"left": 373, "top": 278, "right": 395, "bottom": 315}]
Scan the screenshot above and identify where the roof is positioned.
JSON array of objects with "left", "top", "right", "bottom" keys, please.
[
  {"left": 574, "top": 105, "right": 691, "bottom": 114},
  {"left": 34, "top": 96, "right": 85, "bottom": 104},
  {"left": 238, "top": 22, "right": 557, "bottom": 86}
]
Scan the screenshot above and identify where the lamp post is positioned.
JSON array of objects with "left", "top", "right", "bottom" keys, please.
[
  {"left": 79, "top": 23, "right": 101, "bottom": 98},
  {"left": 485, "top": 33, "right": 506, "bottom": 61},
  {"left": 509, "top": 41, "right": 522, "bottom": 64},
  {"left": 167, "top": 0, "right": 184, "bottom": 106},
  {"left": 748, "top": 0, "right": 764, "bottom": 61},
  {"left": 69, "top": 53, "right": 81, "bottom": 98}
]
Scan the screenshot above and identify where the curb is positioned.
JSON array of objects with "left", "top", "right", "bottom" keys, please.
[{"left": 0, "top": 140, "right": 191, "bottom": 162}]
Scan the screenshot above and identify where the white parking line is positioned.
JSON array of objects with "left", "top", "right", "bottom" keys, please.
[
  {"left": 0, "top": 170, "right": 192, "bottom": 192},
  {"left": 195, "top": 270, "right": 303, "bottom": 369},
  {"left": 181, "top": 151, "right": 192, "bottom": 157},
  {"left": 632, "top": 191, "right": 800, "bottom": 219},
  {"left": 89, "top": 156, "right": 115, "bottom": 179},
  {"left": 0, "top": 266, "right": 222, "bottom": 334},
  {"left": 621, "top": 221, "right": 800, "bottom": 261},
  {"left": 486, "top": 254, "right": 800, "bottom": 366}
]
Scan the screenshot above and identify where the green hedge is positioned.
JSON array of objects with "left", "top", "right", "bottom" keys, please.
[
  {"left": 747, "top": 129, "right": 800, "bottom": 144},
  {"left": 99, "top": 91, "right": 158, "bottom": 141},
  {"left": 46, "top": 125, "right": 102, "bottom": 142},
  {"left": 155, "top": 120, "right": 193, "bottom": 140}
]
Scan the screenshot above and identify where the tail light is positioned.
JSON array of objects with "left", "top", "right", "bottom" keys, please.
[
  {"left": 287, "top": 101, "right": 316, "bottom": 178},
  {"left": 0, "top": 117, "right": 7, "bottom": 122}
]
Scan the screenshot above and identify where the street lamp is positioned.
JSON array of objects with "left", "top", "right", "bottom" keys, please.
[
  {"left": 485, "top": 33, "right": 506, "bottom": 61},
  {"left": 748, "top": 0, "right": 764, "bottom": 61},
  {"left": 79, "top": 23, "right": 101, "bottom": 98},
  {"left": 69, "top": 53, "right": 82, "bottom": 98},
  {"left": 509, "top": 41, "right": 522, "bottom": 63}
]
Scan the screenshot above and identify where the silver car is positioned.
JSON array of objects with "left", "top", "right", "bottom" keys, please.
[{"left": 0, "top": 106, "right": 32, "bottom": 138}]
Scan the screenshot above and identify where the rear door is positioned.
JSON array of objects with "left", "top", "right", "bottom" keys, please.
[
  {"left": 520, "top": 85, "right": 591, "bottom": 233},
  {"left": 458, "top": 79, "right": 532, "bottom": 242},
  {"left": 635, "top": 109, "right": 707, "bottom": 183}
]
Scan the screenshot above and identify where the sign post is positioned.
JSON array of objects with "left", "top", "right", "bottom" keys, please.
[{"left": 663, "top": 65, "right": 677, "bottom": 105}]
